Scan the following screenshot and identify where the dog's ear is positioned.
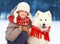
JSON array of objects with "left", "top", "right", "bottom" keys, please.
[
  {"left": 35, "top": 10, "right": 42, "bottom": 17},
  {"left": 45, "top": 11, "right": 52, "bottom": 17}
]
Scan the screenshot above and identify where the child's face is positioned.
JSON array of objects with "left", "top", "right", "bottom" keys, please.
[{"left": 18, "top": 10, "right": 28, "bottom": 18}]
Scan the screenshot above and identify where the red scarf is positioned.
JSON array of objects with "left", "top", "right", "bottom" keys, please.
[
  {"left": 30, "top": 26, "right": 50, "bottom": 41},
  {"left": 8, "top": 15, "right": 31, "bottom": 26}
]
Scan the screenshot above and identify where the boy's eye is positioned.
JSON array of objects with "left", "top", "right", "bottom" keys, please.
[
  {"left": 25, "top": 11, "right": 27, "bottom": 13},
  {"left": 40, "top": 19, "right": 42, "bottom": 21},
  {"left": 45, "top": 19, "right": 47, "bottom": 21}
]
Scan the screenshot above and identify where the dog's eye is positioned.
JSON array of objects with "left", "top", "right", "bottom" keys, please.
[
  {"left": 45, "top": 19, "right": 47, "bottom": 21},
  {"left": 40, "top": 19, "right": 42, "bottom": 21}
]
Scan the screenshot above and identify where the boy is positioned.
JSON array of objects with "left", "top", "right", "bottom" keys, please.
[{"left": 6, "top": 2, "right": 32, "bottom": 44}]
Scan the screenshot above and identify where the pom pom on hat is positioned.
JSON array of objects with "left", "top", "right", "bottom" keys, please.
[{"left": 16, "top": 2, "right": 30, "bottom": 13}]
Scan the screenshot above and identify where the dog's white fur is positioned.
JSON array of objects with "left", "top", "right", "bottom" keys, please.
[
  {"left": 33, "top": 10, "right": 52, "bottom": 31},
  {"left": 28, "top": 10, "right": 52, "bottom": 44}
]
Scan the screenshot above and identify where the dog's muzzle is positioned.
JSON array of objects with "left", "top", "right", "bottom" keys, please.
[{"left": 42, "top": 23, "right": 46, "bottom": 28}]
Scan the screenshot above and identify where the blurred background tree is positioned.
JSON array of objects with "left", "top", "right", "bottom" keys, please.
[{"left": 0, "top": 0, "right": 60, "bottom": 20}]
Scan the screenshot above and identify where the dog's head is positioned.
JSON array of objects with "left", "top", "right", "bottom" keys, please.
[{"left": 33, "top": 10, "right": 52, "bottom": 31}]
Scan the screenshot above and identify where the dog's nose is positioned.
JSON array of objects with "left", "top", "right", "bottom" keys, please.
[{"left": 43, "top": 23, "right": 45, "bottom": 26}]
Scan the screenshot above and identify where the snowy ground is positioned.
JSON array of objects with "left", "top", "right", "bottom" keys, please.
[{"left": 0, "top": 20, "right": 60, "bottom": 44}]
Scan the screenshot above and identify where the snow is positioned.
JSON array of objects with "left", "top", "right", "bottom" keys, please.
[
  {"left": 0, "top": 20, "right": 60, "bottom": 44},
  {"left": 50, "top": 21, "right": 60, "bottom": 44}
]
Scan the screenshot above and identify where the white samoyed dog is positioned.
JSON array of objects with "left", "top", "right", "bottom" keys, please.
[{"left": 28, "top": 10, "right": 52, "bottom": 44}]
